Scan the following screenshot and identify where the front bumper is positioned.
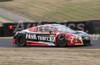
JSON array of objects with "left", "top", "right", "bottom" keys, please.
[{"left": 82, "top": 36, "right": 91, "bottom": 45}]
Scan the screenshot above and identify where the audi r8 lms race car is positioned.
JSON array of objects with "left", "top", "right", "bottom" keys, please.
[{"left": 13, "top": 24, "right": 92, "bottom": 47}]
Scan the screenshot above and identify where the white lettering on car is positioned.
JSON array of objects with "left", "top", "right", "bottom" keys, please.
[
  {"left": 50, "top": 37, "right": 55, "bottom": 42},
  {"left": 26, "top": 34, "right": 37, "bottom": 40},
  {"left": 26, "top": 34, "right": 55, "bottom": 42}
]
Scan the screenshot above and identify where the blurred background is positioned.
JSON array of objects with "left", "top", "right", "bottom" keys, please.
[{"left": 0, "top": 0, "right": 100, "bottom": 37}]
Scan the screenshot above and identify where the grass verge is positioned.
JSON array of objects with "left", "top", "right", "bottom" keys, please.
[
  {"left": 0, "top": 48, "right": 100, "bottom": 65},
  {"left": 0, "top": 0, "right": 100, "bottom": 21}
]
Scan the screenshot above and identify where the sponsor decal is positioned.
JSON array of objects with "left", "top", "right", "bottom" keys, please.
[
  {"left": 50, "top": 35, "right": 55, "bottom": 37},
  {"left": 26, "top": 34, "right": 55, "bottom": 42},
  {"left": 26, "top": 34, "right": 37, "bottom": 40}
]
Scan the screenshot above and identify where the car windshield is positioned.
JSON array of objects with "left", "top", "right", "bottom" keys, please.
[{"left": 54, "top": 25, "right": 76, "bottom": 33}]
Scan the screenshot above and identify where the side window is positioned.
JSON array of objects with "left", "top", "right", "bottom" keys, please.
[
  {"left": 37, "top": 27, "right": 41, "bottom": 31},
  {"left": 45, "top": 27, "right": 50, "bottom": 32},
  {"left": 45, "top": 26, "right": 56, "bottom": 32},
  {"left": 37, "top": 26, "right": 56, "bottom": 32},
  {"left": 37, "top": 27, "right": 45, "bottom": 32}
]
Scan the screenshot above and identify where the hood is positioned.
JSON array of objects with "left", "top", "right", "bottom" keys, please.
[{"left": 74, "top": 31, "right": 89, "bottom": 36}]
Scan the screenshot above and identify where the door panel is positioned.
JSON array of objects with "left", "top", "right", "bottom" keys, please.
[
  {"left": 26, "top": 33, "right": 56, "bottom": 43},
  {"left": 26, "top": 26, "right": 56, "bottom": 44}
]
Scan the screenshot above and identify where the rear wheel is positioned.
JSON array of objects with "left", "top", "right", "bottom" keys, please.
[
  {"left": 57, "top": 34, "right": 67, "bottom": 47},
  {"left": 15, "top": 34, "right": 26, "bottom": 47}
]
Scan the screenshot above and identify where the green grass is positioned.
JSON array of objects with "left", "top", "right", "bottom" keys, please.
[{"left": 0, "top": 0, "right": 100, "bottom": 22}]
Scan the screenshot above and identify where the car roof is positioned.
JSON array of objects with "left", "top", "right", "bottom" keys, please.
[
  {"left": 45, "top": 24, "right": 62, "bottom": 26},
  {"left": 41, "top": 24, "right": 62, "bottom": 27},
  {"left": 36, "top": 24, "right": 64, "bottom": 28}
]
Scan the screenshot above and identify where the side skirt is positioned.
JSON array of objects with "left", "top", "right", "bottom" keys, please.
[{"left": 26, "top": 41, "right": 55, "bottom": 46}]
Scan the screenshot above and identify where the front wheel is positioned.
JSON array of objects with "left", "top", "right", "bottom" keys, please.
[
  {"left": 15, "top": 34, "right": 26, "bottom": 47},
  {"left": 57, "top": 34, "right": 67, "bottom": 47}
]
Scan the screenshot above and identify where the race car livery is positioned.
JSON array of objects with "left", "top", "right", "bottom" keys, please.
[{"left": 13, "top": 24, "right": 92, "bottom": 47}]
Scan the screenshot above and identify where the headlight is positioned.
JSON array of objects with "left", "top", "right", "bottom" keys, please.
[{"left": 84, "top": 36, "right": 90, "bottom": 40}]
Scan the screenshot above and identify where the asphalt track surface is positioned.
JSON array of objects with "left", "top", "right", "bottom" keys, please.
[{"left": 0, "top": 37, "right": 100, "bottom": 49}]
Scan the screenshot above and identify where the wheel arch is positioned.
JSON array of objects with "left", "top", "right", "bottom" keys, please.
[{"left": 55, "top": 33, "right": 68, "bottom": 46}]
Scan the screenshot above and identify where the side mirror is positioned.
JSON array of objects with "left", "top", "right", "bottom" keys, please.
[{"left": 49, "top": 30, "right": 53, "bottom": 34}]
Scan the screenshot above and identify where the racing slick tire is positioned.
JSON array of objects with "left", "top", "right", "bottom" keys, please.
[
  {"left": 15, "top": 33, "right": 26, "bottom": 47},
  {"left": 57, "top": 34, "right": 67, "bottom": 47}
]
